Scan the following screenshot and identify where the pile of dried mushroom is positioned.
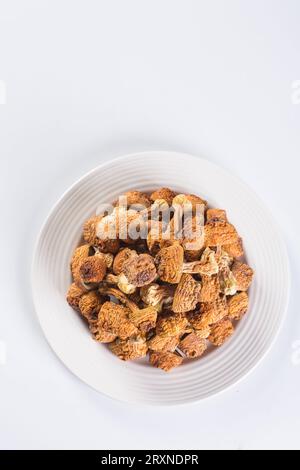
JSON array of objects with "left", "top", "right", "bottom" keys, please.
[{"left": 66, "top": 188, "right": 254, "bottom": 372}]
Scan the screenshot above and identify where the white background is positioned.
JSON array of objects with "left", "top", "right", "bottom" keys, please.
[{"left": 0, "top": 0, "right": 300, "bottom": 450}]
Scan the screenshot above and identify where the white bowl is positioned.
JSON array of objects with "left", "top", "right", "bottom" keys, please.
[{"left": 32, "top": 151, "right": 290, "bottom": 405}]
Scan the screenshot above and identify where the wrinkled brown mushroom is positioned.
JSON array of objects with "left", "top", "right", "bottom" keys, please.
[
  {"left": 150, "top": 187, "right": 177, "bottom": 206},
  {"left": 99, "top": 301, "right": 138, "bottom": 340},
  {"left": 204, "top": 220, "right": 239, "bottom": 247},
  {"left": 122, "top": 253, "right": 157, "bottom": 287},
  {"left": 227, "top": 292, "right": 249, "bottom": 321},
  {"left": 199, "top": 275, "right": 220, "bottom": 303},
  {"left": 178, "top": 333, "right": 207, "bottom": 358},
  {"left": 113, "top": 248, "right": 137, "bottom": 275},
  {"left": 156, "top": 312, "right": 189, "bottom": 337},
  {"left": 71, "top": 244, "right": 92, "bottom": 286},
  {"left": 209, "top": 318, "right": 234, "bottom": 346},
  {"left": 147, "top": 334, "right": 180, "bottom": 353},
  {"left": 66, "top": 283, "right": 87, "bottom": 311},
  {"left": 231, "top": 261, "right": 254, "bottom": 291},
  {"left": 78, "top": 291, "right": 104, "bottom": 321},
  {"left": 149, "top": 351, "right": 183, "bottom": 372},
  {"left": 110, "top": 335, "right": 148, "bottom": 361},
  {"left": 155, "top": 245, "right": 218, "bottom": 284},
  {"left": 79, "top": 256, "right": 107, "bottom": 284},
  {"left": 188, "top": 297, "right": 228, "bottom": 330},
  {"left": 172, "top": 274, "right": 201, "bottom": 313},
  {"left": 223, "top": 237, "right": 244, "bottom": 258}
]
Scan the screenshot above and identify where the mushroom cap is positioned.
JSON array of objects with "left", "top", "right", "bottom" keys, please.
[
  {"left": 223, "top": 237, "right": 244, "bottom": 258},
  {"left": 66, "top": 283, "right": 86, "bottom": 311},
  {"left": 199, "top": 275, "right": 220, "bottom": 303},
  {"left": 209, "top": 318, "right": 234, "bottom": 346},
  {"left": 83, "top": 215, "right": 103, "bottom": 245},
  {"left": 156, "top": 312, "right": 189, "bottom": 337},
  {"left": 172, "top": 274, "right": 201, "bottom": 313},
  {"left": 113, "top": 248, "right": 137, "bottom": 275},
  {"left": 78, "top": 291, "right": 103, "bottom": 320},
  {"left": 71, "top": 244, "right": 91, "bottom": 286},
  {"left": 150, "top": 187, "right": 177, "bottom": 206},
  {"left": 148, "top": 334, "right": 180, "bottom": 353},
  {"left": 110, "top": 335, "right": 148, "bottom": 361},
  {"left": 178, "top": 333, "right": 207, "bottom": 358},
  {"left": 122, "top": 253, "right": 157, "bottom": 287},
  {"left": 99, "top": 301, "right": 138, "bottom": 340},
  {"left": 227, "top": 292, "right": 249, "bottom": 321},
  {"left": 204, "top": 220, "right": 239, "bottom": 247},
  {"left": 79, "top": 256, "right": 107, "bottom": 284},
  {"left": 231, "top": 261, "right": 254, "bottom": 291},
  {"left": 149, "top": 351, "right": 183, "bottom": 372},
  {"left": 155, "top": 244, "right": 184, "bottom": 284}
]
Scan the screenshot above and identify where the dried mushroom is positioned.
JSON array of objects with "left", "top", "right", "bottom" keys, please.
[
  {"left": 113, "top": 248, "right": 137, "bottom": 275},
  {"left": 231, "top": 261, "right": 254, "bottom": 291},
  {"left": 227, "top": 292, "right": 249, "bottom": 320},
  {"left": 66, "top": 283, "right": 86, "bottom": 311},
  {"left": 199, "top": 275, "right": 220, "bottom": 303},
  {"left": 178, "top": 333, "right": 207, "bottom": 358},
  {"left": 209, "top": 318, "right": 234, "bottom": 346},
  {"left": 140, "top": 283, "right": 174, "bottom": 312},
  {"left": 149, "top": 351, "right": 183, "bottom": 372},
  {"left": 110, "top": 335, "right": 148, "bottom": 361},
  {"left": 172, "top": 274, "right": 201, "bottom": 313},
  {"left": 67, "top": 188, "right": 254, "bottom": 372},
  {"left": 148, "top": 334, "right": 180, "bottom": 353},
  {"left": 79, "top": 256, "right": 107, "bottom": 284},
  {"left": 122, "top": 253, "right": 157, "bottom": 287},
  {"left": 150, "top": 187, "right": 177, "bottom": 206}
]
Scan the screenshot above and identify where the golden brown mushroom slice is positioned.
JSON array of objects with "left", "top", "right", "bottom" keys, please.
[
  {"left": 155, "top": 244, "right": 184, "bottom": 284},
  {"left": 188, "top": 297, "right": 228, "bottom": 330},
  {"left": 78, "top": 291, "right": 104, "bottom": 324},
  {"left": 199, "top": 275, "right": 220, "bottom": 303},
  {"left": 231, "top": 261, "right": 254, "bottom": 291},
  {"left": 149, "top": 351, "right": 183, "bottom": 372},
  {"left": 204, "top": 220, "right": 239, "bottom": 247},
  {"left": 79, "top": 256, "right": 107, "bottom": 284},
  {"left": 178, "top": 333, "right": 207, "bottom": 358},
  {"left": 122, "top": 253, "right": 157, "bottom": 287},
  {"left": 71, "top": 244, "right": 92, "bottom": 286},
  {"left": 209, "top": 318, "right": 234, "bottom": 346},
  {"left": 66, "top": 283, "right": 87, "bottom": 311},
  {"left": 156, "top": 312, "right": 189, "bottom": 337},
  {"left": 110, "top": 335, "right": 148, "bottom": 361},
  {"left": 223, "top": 237, "right": 244, "bottom": 258},
  {"left": 113, "top": 248, "right": 137, "bottom": 275},
  {"left": 83, "top": 215, "right": 120, "bottom": 253},
  {"left": 148, "top": 334, "right": 180, "bottom": 353},
  {"left": 227, "top": 292, "right": 249, "bottom": 321},
  {"left": 172, "top": 274, "right": 201, "bottom": 313},
  {"left": 150, "top": 187, "right": 177, "bottom": 206},
  {"left": 99, "top": 301, "right": 138, "bottom": 340},
  {"left": 182, "top": 247, "right": 219, "bottom": 276},
  {"left": 105, "top": 273, "right": 136, "bottom": 294}
]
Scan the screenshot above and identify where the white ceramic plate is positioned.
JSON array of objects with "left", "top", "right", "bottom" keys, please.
[{"left": 32, "top": 151, "right": 290, "bottom": 405}]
